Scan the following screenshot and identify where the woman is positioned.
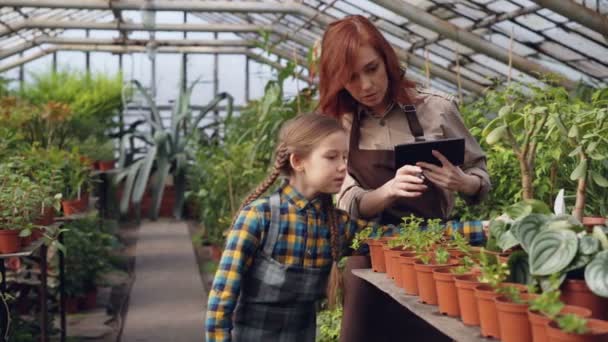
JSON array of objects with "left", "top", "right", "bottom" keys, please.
[{"left": 317, "top": 15, "right": 491, "bottom": 342}]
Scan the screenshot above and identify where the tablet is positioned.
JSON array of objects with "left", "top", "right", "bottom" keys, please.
[{"left": 394, "top": 137, "right": 465, "bottom": 168}]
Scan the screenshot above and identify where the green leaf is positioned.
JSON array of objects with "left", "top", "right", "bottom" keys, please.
[
  {"left": 585, "top": 250, "right": 608, "bottom": 297},
  {"left": 568, "top": 146, "right": 582, "bottom": 157},
  {"left": 529, "top": 228, "right": 578, "bottom": 276},
  {"left": 498, "top": 105, "right": 512, "bottom": 118},
  {"left": 498, "top": 230, "right": 520, "bottom": 251},
  {"left": 486, "top": 125, "right": 507, "bottom": 145},
  {"left": 580, "top": 235, "right": 600, "bottom": 255},
  {"left": 564, "top": 253, "right": 593, "bottom": 273},
  {"left": 511, "top": 214, "right": 549, "bottom": 253},
  {"left": 592, "top": 226, "right": 608, "bottom": 250},
  {"left": 570, "top": 159, "right": 588, "bottom": 181},
  {"left": 568, "top": 125, "right": 579, "bottom": 138},
  {"left": 539, "top": 273, "right": 566, "bottom": 292},
  {"left": 591, "top": 171, "right": 608, "bottom": 188}
]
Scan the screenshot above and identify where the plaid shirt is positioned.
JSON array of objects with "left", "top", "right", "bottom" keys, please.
[{"left": 205, "top": 183, "right": 391, "bottom": 342}]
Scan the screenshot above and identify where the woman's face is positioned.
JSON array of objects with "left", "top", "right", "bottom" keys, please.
[{"left": 343, "top": 45, "right": 389, "bottom": 110}]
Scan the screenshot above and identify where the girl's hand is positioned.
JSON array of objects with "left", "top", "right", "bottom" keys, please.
[
  {"left": 380, "top": 164, "right": 427, "bottom": 200},
  {"left": 417, "top": 150, "right": 480, "bottom": 195}
]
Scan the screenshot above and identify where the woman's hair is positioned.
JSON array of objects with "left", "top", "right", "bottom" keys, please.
[
  {"left": 236, "top": 113, "right": 345, "bottom": 308},
  {"left": 317, "top": 15, "right": 416, "bottom": 119}
]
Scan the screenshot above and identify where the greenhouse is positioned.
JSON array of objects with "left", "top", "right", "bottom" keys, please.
[{"left": 0, "top": 0, "right": 607, "bottom": 341}]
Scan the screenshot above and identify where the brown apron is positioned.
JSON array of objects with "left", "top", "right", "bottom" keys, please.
[{"left": 339, "top": 104, "right": 450, "bottom": 342}]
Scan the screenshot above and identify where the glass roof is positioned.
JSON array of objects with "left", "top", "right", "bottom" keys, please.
[{"left": 1, "top": 0, "right": 607, "bottom": 95}]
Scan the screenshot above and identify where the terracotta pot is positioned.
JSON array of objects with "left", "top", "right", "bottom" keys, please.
[
  {"left": 495, "top": 294, "right": 532, "bottom": 342},
  {"left": 561, "top": 279, "right": 608, "bottom": 320},
  {"left": 96, "top": 159, "right": 115, "bottom": 171},
  {"left": 433, "top": 267, "right": 460, "bottom": 317},
  {"left": 546, "top": 318, "right": 608, "bottom": 342},
  {"left": 211, "top": 245, "right": 223, "bottom": 261},
  {"left": 77, "top": 193, "right": 89, "bottom": 212},
  {"left": 384, "top": 247, "right": 409, "bottom": 283},
  {"left": 368, "top": 238, "right": 388, "bottom": 273},
  {"left": 454, "top": 274, "right": 482, "bottom": 326},
  {"left": 582, "top": 217, "right": 605, "bottom": 228},
  {"left": 475, "top": 284, "right": 502, "bottom": 339},
  {"left": 62, "top": 199, "right": 81, "bottom": 216},
  {"left": 498, "top": 252, "right": 511, "bottom": 265},
  {"left": 0, "top": 229, "right": 21, "bottom": 254},
  {"left": 79, "top": 288, "right": 97, "bottom": 310},
  {"left": 447, "top": 248, "right": 465, "bottom": 258},
  {"left": 34, "top": 206, "right": 55, "bottom": 226},
  {"left": 414, "top": 259, "right": 459, "bottom": 305},
  {"left": 528, "top": 305, "right": 592, "bottom": 342},
  {"left": 22, "top": 227, "right": 45, "bottom": 246},
  {"left": 397, "top": 252, "right": 419, "bottom": 295}
]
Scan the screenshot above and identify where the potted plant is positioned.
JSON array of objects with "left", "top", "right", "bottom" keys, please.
[
  {"left": 528, "top": 282, "right": 593, "bottom": 342},
  {"left": 0, "top": 166, "right": 46, "bottom": 253},
  {"left": 79, "top": 137, "right": 116, "bottom": 171},
  {"left": 546, "top": 313, "right": 608, "bottom": 342},
  {"left": 547, "top": 88, "right": 608, "bottom": 222},
  {"left": 383, "top": 214, "right": 423, "bottom": 280},
  {"left": 474, "top": 249, "right": 527, "bottom": 339},
  {"left": 433, "top": 231, "right": 479, "bottom": 317},
  {"left": 115, "top": 63, "right": 234, "bottom": 220},
  {"left": 414, "top": 246, "right": 458, "bottom": 305},
  {"left": 61, "top": 150, "right": 92, "bottom": 216}
]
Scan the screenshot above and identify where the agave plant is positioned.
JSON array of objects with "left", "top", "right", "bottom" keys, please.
[{"left": 115, "top": 70, "right": 234, "bottom": 220}]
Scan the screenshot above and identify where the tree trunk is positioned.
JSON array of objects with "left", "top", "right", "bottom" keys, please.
[
  {"left": 573, "top": 175, "right": 586, "bottom": 222},
  {"left": 519, "top": 156, "right": 534, "bottom": 200}
]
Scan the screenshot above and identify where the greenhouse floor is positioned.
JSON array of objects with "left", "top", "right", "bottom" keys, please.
[{"left": 122, "top": 219, "right": 207, "bottom": 341}]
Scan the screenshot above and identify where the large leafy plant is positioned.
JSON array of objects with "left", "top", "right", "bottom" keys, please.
[
  {"left": 189, "top": 63, "right": 316, "bottom": 246},
  {"left": 0, "top": 164, "right": 46, "bottom": 234},
  {"left": 547, "top": 88, "right": 608, "bottom": 220},
  {"left": 115, "top": 68, "right": 234, "bottom": 220}
]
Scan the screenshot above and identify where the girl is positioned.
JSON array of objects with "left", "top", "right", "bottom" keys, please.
[{"left": 205, "top": 113, "right": 391, "bottom": 342}]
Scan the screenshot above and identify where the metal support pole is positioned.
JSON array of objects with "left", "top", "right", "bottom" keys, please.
[
  {"left": 245, "top": 56, "right": 250, "bottom": 103},
  {"left": 530, "top": 0, "right": 608, "bottom": 37},
  {"left": 372, "top": 0, "right": 576, "bottom": 89},
  {"left": 213, "top": 32, "right": 219, "bottom": 138}
]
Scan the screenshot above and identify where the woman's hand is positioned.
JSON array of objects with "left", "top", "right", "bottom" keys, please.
[
  {"left": 417, "top": 150, "right": 480, "bottom": 195},
  {"left": 380, "top": 164, "right": 428, "bottom": 200}
]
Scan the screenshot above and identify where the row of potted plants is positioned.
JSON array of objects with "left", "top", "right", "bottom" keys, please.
[
  {"left": 0, "top": 147, "right": 95, "bottom": 253},
  {"left": 353, "top": 213, "right": 608, "bottom": 342}
]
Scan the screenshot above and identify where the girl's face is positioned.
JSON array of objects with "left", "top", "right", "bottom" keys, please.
[
  {"left": 296, "top": 131, "right": 348, "bottom": 196},
  {"left": 343, "top": 45, "right": 389, "bottom": 110}
]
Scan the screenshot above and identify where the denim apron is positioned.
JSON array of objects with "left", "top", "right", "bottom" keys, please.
[{"left": 233, "top": 193, "right": 329, "bottom": 342}]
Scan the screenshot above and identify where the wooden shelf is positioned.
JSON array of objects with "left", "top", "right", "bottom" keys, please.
[{"left": 352, "top": 269, "right": 493, "bottom": 342}]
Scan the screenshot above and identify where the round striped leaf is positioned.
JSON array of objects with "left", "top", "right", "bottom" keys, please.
[
  {"left": 530, "top": 229, "right": 578, "bottom": 276},
  {"left": 511, "top": 214, "right": 549, "bottom": 253},
  {"left": 580, "top": 235, "right": 600, "bottom": 255},
  {"left": 564, "top": 253, "right": 592, "bottom": 273},
  {"left": 585, "top": 250, "right": 608, "bottom": 298}
]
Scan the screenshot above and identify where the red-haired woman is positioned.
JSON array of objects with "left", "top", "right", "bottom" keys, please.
[{"left": 317, "top": 15, "right": 490, "bottom": 341}]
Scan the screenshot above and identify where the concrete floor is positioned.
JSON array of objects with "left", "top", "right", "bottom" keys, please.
[{"left": 122, "top": 219, "right": 207, "bottom": 342}]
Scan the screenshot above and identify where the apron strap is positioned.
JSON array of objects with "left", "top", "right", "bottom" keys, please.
[
  {"left": 263, "top": 192, "right": 281, "bottom": 256},
  {"left": 399, "top": 104, "right": 425, "bottom": 141}
]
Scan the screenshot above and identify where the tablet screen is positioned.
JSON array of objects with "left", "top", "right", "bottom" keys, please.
[{"left": 394, "top": 137, "right": 465, "bottom": 168}]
